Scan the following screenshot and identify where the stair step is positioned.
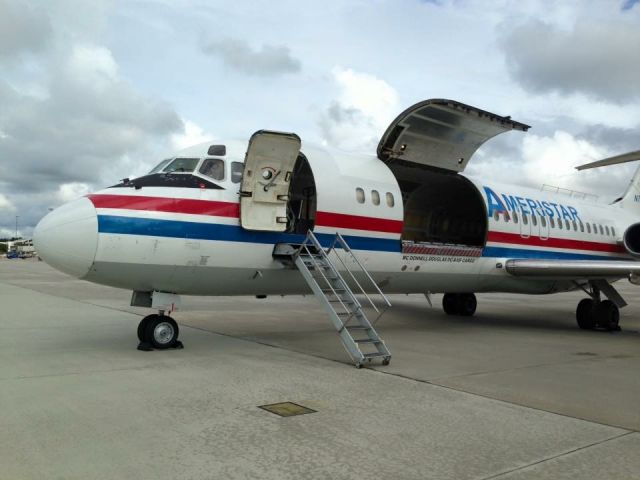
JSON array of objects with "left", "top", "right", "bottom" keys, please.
[
  {"left": 311, "top": 275, "right": 338, "bottom": 280},
  {"left": 362, "top": 352, "right": 387, "bottom": 359},
  {"left": 346, "top": 325, "right": 371, "bottom": 330},
  {"left": 354, "top": 338, "right": 381, "bottom": 344}
]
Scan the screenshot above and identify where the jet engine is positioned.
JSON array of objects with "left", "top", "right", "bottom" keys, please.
[{"left": 623, "top": 222, "right": 640, "bottom": 257}]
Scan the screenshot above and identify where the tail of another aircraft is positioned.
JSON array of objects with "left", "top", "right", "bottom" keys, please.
[{"left": 576, "top": 149, "right": 640, "bottom": 214}]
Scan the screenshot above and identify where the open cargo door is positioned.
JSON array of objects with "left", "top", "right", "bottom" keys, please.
[
  {"left": 240, "top": 130, "right": 301, "bottom": 232},
  {"left": 377, "top": 99, "right": 530, "bottom": 173}
]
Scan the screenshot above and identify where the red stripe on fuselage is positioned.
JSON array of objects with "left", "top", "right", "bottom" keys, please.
[
  {"left": 88, "top": 194, "right": 240, "bottom": 218},
  {"left": 87, "top": 193, "right": 403, "bottom": 234},
  {"left": 487, "top": 231, "right": 626, "bottom": 254},
  {"left": 315, "top": 211, "right": 403, "bottom": 234}
]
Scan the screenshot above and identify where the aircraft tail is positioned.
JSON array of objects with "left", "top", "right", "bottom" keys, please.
[{"left": 576, "top": 149, "right": 640, "bottom": 214}]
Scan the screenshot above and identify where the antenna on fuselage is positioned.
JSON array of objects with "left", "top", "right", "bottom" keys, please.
[{"left": 575, "top": 149, "right": 640, "bottom": 170}]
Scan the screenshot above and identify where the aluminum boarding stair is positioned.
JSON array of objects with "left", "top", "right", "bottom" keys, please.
[{"left": 282, "top": 231, "right": 392, "bottom": 368}]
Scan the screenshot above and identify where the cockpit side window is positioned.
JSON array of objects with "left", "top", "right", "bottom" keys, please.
[
  {"left": 231, "top": 162, "right": 243, "bottom": 184},
  {"left": 163, "top": 157, "right": 200, "bottom": 173},
  {"left": 149, "top": 158, "right": 172, "bottom": 174},
  {"left": 199, "top": 158, "right": 225, "bottom": 181}
]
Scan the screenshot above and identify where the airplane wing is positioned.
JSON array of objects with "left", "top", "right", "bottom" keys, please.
[
  {"left": 377, "top": 99, "right": 530, "bottom": 173},
  {"left": 505, "top": 259, "right": 640, "bottom": 279}
]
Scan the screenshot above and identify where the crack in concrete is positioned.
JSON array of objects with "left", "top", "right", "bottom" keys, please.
[{"left": 478, "top": 431, "right": 636, "bottom": 479}]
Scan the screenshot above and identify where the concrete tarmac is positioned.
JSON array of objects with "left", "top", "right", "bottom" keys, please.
[{"left": 1, "top": 258, "right": 639, "bottom": 479}]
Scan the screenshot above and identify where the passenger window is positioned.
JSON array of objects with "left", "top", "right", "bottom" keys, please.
[
  {"left": 612, "top": 227, "right": 616, "bottom": 237},
  {"left": 513, "top": 212, "right": 519, "bottom": 224},
  {"left": 532, "top": 215, "right": 537, "bottom": 226},
  {"left": 550, "top": 217, "right": 555, "bottom": 228},
  {"left": 386, "top": 192, "right": 394, "bottom": 207},
  {"left": 504, "top": 211, "right": 510, "bottom": 223},
  {"left": 572, "top": 220, "right": 577, "bottom": 231},
  {"left": 605, "top": 226, "right": 610, "bottom": 236},
  {"left": 593, "top": 223, "right": 598, "bottom": 234},
  {"left": 541, "top": 217, "right": 547, "bottom": 227},
  {"left": 163, "top": 157, "right": 200, "bottom": 173},
  {"left": 587, "top": 223, "right": 591, "bottom": 234},
  {"left": 558, "top": 219, "right": 563, "bottom": 230},
  {"left": 565, "top": 219, "right": 570, "bottom": 230},
  {"left": 356, "top": 188, "right": 365, "bottom": 203},
  {"left": 371, "top": 190, "right": 380, "bottom": 206},
  {"left": 493, "top": 210, "right": 500, "bottom": 221},
  {"left": 199, "top": 158, "right": 225, "bottom": 180},
  {"left": 599, "top": 225, "right": 604, "bottom": 235},
  {"left": 579, "top": 221, "right": 584, "bottom": 233},
  {"left": 231, "top": 162, "right": 243, "bottom": 183},
  {"left": 522, "top": 213, "right": 528, "bottom": 225}
]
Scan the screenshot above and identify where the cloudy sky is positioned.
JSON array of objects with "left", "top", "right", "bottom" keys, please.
[{"left": 1, "top": 0, "right": 639, "bottom": 237}]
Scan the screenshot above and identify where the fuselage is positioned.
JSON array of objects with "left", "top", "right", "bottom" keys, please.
[{"left": 33, "top": 140, "right": 634, "bottom": 298}]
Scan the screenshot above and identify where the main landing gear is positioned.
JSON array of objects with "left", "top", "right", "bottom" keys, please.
[
  {"left": 576, "top": 299, "right": 620, "bottom": 331},
  {"left": 575, "top": 281, "right": 623, "bottom": 332},
  {"left": 137, "top": 312, "right": 184, "bottom": 351},
  {"left": 442, "top": 293, "right": 477, "bottom": 316}
]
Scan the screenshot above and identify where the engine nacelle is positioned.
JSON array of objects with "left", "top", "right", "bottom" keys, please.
[{"left": 623, "top": 222, "right": 640, "bottom": 257}]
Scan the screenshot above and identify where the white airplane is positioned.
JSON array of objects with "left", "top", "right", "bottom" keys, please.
[{"left": 33, "top": 99, "right": 640, "bottom": 366}]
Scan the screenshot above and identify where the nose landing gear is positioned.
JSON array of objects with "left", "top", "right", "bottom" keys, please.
[{"left": 137, "top": 313, "right": 183, "bottom": 351}]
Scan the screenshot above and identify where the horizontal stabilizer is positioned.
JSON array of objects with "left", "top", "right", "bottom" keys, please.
[{"left": 575, "top": 149, "right": 640, "bottom": 170}]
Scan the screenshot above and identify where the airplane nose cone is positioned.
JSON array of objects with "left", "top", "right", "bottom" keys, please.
[{"left": 33, "top": 197, "right": 98, "bottom": 278}]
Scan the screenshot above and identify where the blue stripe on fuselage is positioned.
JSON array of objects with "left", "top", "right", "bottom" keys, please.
[
  {"left": 482, "top": 246, "right": 620, "bottom": 261},
  {"left": 97, "top": 215, "right": 402, "bottom": 252},
  {"left": 97, "top": 215, "right": 620, "bottom": 260}
]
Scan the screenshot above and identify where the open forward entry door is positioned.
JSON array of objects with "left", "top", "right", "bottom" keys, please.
[
  {"left": 240, "top": 130, "right": 301, "bottom": 231},
  {"left": 377, "top": 99, "right": 530, "bottom": 172}
]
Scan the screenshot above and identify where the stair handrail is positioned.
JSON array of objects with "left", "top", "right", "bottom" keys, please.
[
  {"left": 296, "top": 232, "right": 361, "bottom": 319},
  {"left": 323, "top": 232, "right": 391, "bottom": 325},
  {"left": 329, "top": 233, "right": 392, "bottom": 314}
]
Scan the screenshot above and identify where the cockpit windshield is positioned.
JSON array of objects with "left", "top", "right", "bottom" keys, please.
[
  {"left": 162, "top": 157, "right": 200, "bottom": 173},
  {"left": 199, "top": 158, "right": 225, "bottom": 181},
  {"left": 148, "top": 158, "right": 172, "bottom": 174}
]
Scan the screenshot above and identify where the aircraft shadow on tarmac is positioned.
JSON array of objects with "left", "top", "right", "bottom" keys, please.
[{"left": 384, "top": 299, "right": 638, "bottom": 334}]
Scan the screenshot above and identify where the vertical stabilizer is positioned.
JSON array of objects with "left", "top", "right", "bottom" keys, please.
[
  {"left": 619, "top": 163, "right": 640, "bottom": 214},
  {"left": 576, "top": 149, "right": 640, "bottom": 214}
]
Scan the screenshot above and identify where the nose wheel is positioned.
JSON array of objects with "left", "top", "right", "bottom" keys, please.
[{"left": 137, "top": 313, "right": 183, "bottom": 351}]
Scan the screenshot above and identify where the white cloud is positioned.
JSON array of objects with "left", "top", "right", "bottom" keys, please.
[
  {"left": 0, "top": 0, "right": 52, "bottom": 59},
  {"left": 521, "top": 131, "right": 605, "bottom": 188},
  {"left": 202, "top": 38, "right": 301, "bottom": 76},
  {"left": 333, "top": 67, "right": 399, "bottom": 122},
  {"left": 56, "top": 183, "right": 91, "bottom": 203},
  {"left": 66, "top": 45, "right": 119, "bottom": 87},
  {"left": 470, "top": 130, "right": 634, "bottom": 202},
  {"left": 502, "top": 19, "right": 640, "bottom": 103},
  {"left": 0, "top": 193, "right": 15, "bottom": 211},
  {"left": 170, "top": 120, "right": 212, "bottom": 151},
  {"left": 319, "top": 67, "right": 399, "bottom": 151}
]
